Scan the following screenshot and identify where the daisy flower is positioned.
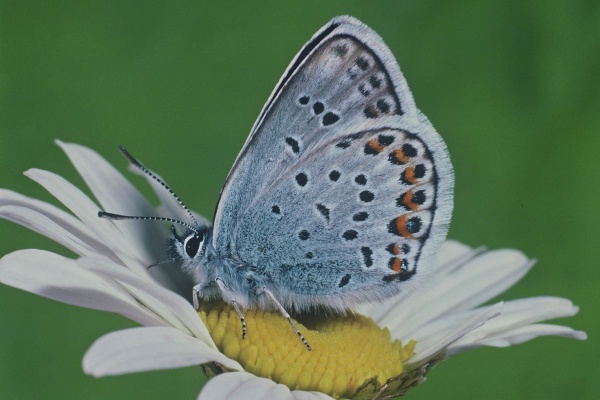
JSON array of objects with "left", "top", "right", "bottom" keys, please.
[{"left": 0, "top": 141, "right": 586, "bottom": 399}]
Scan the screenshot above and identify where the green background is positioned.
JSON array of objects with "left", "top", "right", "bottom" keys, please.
[{"left": 1, "top": 1, "right": 598, "bottom": 398}]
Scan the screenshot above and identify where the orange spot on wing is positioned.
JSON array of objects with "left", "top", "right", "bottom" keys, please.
[
  {"left": 391, "top": 258, "right": 402, "bottom": 272},
  {"left": 396, "top": 215, "right": 413, "bottom": 239},
  {"left": 403, "top": 167, "right": 417, "bottom": 184},
  {"left": 391, "top": 148, "right": 410, "bottom": 164},
  {"left": 367, "top": 138, "right": 385, "bottom": 153},
  {"left": 391, "top": 244, "right": 400, "bottom": 255},
  {"left": 402, "top": 190, "right": 419, "bottom": 211}
]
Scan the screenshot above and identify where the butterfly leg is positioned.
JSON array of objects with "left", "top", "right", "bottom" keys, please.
[
  {"left": 215, "top": 277, "right": 247, "bottom": 340},
  {"left": 259, "top": 287, "right": 312, "bottom": 351},
  {"left": 192, "top": 284, "right": 201, "bottom": 310}
]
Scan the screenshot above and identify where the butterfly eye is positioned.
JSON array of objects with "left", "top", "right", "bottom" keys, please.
[{"left": 184, "top": 233, "right": 203, "bottom": 258}]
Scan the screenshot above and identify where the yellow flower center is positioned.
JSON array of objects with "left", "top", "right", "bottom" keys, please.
[{"left": 198, "top": 301, "right": 415, "bottom": 399}]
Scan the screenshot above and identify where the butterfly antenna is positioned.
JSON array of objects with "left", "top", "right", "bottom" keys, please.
[
  {"left": 98, "top": 211, "right": 199, "bottom": 235},
  {"left": 118, "top": 146, "right": 200, "bottom": 227}
]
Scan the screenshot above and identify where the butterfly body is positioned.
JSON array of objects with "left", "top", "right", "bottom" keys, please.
[{"left": 167, "top": 16, "right": 454, "bottom": 315}]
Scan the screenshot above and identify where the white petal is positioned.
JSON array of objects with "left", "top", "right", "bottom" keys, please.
[
  {"left": 381, "top": 249, "right": 532, "bottom": 339},
  {"left": 56, "top": 141, "right": 152, "bottom": 216},
  {"left": 23, "top": 168, "right": 167, "bottom": 287},
  {"left": 54, "top": 142, "right": 197, "bottom": 295},
  {"left": 447, "top": 296, "right": 586, "bottom": 353},
  {"left": 357, "top": 240, "right": 481, "bottom": 321},
  {"left": 83, "top": 326, "right": 242, "bottom": 377},
  {"left": 0, "top": 204, "right": 106, "bottom": 257},
  {"left": 439, "top": 250, "right": 533, "bottom": 310},
  {"left": 469, "top": 296, "right": 578, "bottom": 335},
  {"left": 0, "top": 189, "right": 112, "bottom": 256},
  {"left": 408, "top": 302, "right": 503, "bottom": 365},
  {"left": 0, "top": 249, "right": 163, "bottom": 327},
  {"left": 448, "top": 323, "right": 586, "bottom": 354},
  {"left": 24, "top": 168, "right": 134, "bottom": 259},
  {"left": 57, "top": 141, "right": 166, "bottom": 258},
  {"left": 437, "top": 240, "right": 479, "bottom": 267},
  {"left": 78, "top": 256, "right": 214, "bottom": 345},
  {"left": 197, "top": 371, "right": 296, "bottom": 400}
]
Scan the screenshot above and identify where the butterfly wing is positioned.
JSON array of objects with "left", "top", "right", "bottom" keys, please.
[{"left": 212, "top": 16, "right": 453, "bottom": 310}]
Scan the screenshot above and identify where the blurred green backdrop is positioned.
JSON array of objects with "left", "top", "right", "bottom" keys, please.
[{"left": 1, "top": 1, "right": 598, "bottom": 399}]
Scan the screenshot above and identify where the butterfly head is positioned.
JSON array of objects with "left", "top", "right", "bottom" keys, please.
[
  {"left": 98, "top": 146, "right": 214, "bottom": 274},
  {"left": 168, "top": 224, "right": 211, "bottom": 270}
]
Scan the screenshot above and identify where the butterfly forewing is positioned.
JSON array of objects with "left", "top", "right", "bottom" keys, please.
[
  {"left": 212, "top": 16, "right": 453, "bottom": 310},
  {"left": 214, "top": 17, "right": 416, "bottom": 244}
]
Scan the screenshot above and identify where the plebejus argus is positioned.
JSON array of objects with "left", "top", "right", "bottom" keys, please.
[{"left": 100, "top": 16, "right": 454, "bottom": 350}]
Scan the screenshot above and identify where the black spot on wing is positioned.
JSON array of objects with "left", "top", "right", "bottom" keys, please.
[
  {"left": 338, "top": 274, "right": 351, "bottom": 288},
  {"left": 361, "top": 247, "right": 373, "bottom": 267},
  {"left": 359, "top": 190, "right": 375, "bottom": 203},
  {"left": 295, "top": 173, "right": 308, "bottom": 187},
  {"left": 358, "top": 83, "right": 370, "bottom": 97},
  {"left": 402, "top": 143, "right": 418, "bottom": 157},
  {"left": 378, "top": 135, "right": 394, "bottom": 146},
  {"left": 353, "top": 211, "right": 368, "bottom": 221},
  {"left": 377, "top": 99, "right": 391, "bottom": 114},
  {"left": 414, "top": 164, "right": 426, "bottom": 178},
  {"left": 356, "top": 56, "right": 370, "bottom": 70},
  {"left": 369, "top": 75, "right": 382, "bottom": 89},
  {"left": 316, "top": 203, "right": 330, "bottom": 223},
  {"left": 313, "top": 102, "right": 324, "bottom": 115},
  {"left": 354, "top": 174, "right": 367, "bottom": 185},
  {"left": 364, "top": 105, "right": 378, "bottom": 119},
  {"left": 333, "top": 43, "right": 348, "bottom": 57},
  {"left": 285, "top": 137, "right": 300, "bottom": 154},
  {"left": 342, "top": 230, "right": 358, "bottom": 240},
  {"left": 322, "top": 112, "right": 340, "bottom": 126},
  {"left": 298, "top": 230, "right": 310, "bottom": 240}
]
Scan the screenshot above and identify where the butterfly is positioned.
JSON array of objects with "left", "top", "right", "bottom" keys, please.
[{"left": 100, "top": 15, "right": 454, "bottom": 350}]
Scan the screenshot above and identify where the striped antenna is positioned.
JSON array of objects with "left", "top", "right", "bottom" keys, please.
[
  {"left": 118, "top": 146, "right": 199, "bottom": 227},
  {"left": 98, "top": 211, "right": 199, "bottom": 235}
]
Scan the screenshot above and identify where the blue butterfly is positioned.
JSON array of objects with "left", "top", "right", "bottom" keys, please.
[{"left": 100, "top": 16, "right": 453, "bottom": 350}]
